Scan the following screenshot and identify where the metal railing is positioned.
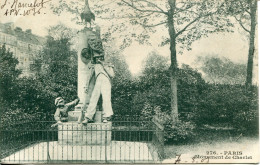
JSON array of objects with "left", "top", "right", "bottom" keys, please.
[{"left": 0, "top": 118, "right": 164, "bottom": 163}]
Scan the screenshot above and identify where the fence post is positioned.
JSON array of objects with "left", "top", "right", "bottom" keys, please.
[
  {"left": 152, "top": 115, "right": 165, "bottom": 160},
  {"left": 47, "top": 129, "right": 50, "bottom": 163},
  {"left": 105, "top": 129, "right": 107, "bottom": 163}
]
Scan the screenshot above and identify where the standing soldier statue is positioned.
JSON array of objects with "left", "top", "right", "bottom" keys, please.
[
  {"left": 79, "top": 36, "right": 115, "bottom": 124},
  {"left": 77, "top": 0, "right": 115, "bottom": 124}
]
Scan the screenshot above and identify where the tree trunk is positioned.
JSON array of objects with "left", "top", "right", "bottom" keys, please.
[
  {"left": 168, "top": 0, "right": 178, "bottom": 123},
  {"left": 246, "top": 0, "right": 257, "bottom": 87}
]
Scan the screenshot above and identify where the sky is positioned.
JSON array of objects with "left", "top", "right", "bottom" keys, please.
[{"left": 0, "top": 0, "right": 258, "bottom": 78}]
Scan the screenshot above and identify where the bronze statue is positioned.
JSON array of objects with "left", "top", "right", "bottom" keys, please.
[
  {"left": 81, "top": 51, "right": 115, "bottom": 124},
  {"left": 51, "top": 97, "right": 80, "bottom": 127}
]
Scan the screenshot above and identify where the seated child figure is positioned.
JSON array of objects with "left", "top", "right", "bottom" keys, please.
[{"left": 52, "top": 97, "right": 80, "bottom": 126}]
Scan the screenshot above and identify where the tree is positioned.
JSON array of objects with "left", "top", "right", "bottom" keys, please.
[
  {"left": 225, "top": 0, "right": 257, "bottom": 87},
  {"left": 197, "top": 56, "right": 247, "bottom": 84},
  {"left": 105, "top": 44, "right": 132, "bottom": 84},
  {"left": 104, "top": 0, "right": 233, "bottom": 122},
  {"left": 136, "top": 51, "right": 171, "bottom": 113},
  {"left": 37, "top": 30, "right": 78, "bottom": 101},
  {"left": 141, "top": 51, "right": 169, "bottom": 75},
  {"left": 140, "top": 51, "right": 169, "bottom": 87},
  {"left": 51, "top": 0, "right": 233, "bottom": 122},
  {"left": 47, "top": 23, "right": 77, "bottom": 40},
  {"left": 0, "top": 44, "right": 21, "bottom": 104},
  {"left": 0, "top": 44, "right": 22, "bottom": 125}
]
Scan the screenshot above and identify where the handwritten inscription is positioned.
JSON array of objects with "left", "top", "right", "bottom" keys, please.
[{"left": 1, "top": 0, "right": 51, "bottom": 16}]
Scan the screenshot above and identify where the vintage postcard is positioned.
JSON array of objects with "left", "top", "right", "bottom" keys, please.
[{"left": 0, "top": 0, "right": 259, "bottom": 164}]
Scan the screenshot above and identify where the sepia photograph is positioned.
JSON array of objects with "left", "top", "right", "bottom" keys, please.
[{"left": 0, "top": 0, "right": 259, "bottom": 164}]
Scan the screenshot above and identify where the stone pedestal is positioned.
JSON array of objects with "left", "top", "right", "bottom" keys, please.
[
  {"left": 68, "top": 111, "right": 102, "bottom": 122},
  {"left": 68, "top": 111, "right": 82, "bottom": 121},
  {"left": 58, "top": 122, "right": 112, "bottom": 145}
]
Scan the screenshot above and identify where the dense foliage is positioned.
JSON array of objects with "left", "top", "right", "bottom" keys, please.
[
  {"left": 37, "top": 36, "right": 78, "bottom": 102},
  {"left": 196, "top": 56, "right": 247, "bottom": 84},
  {"left": 0, "top": 45, "right": 21, "bottom": 105},
  {"left": 0, "top": 43, "right": 258, "bottom": 142},
  {"left": 0, "top": 34, "right": 78, "bottom": 127},
  {"left": 105, "top": 48, "right": 134, "bottom": 116},
  {"left": 0, "top": 45, "right": 38, "bottom": 127},
  {"left": 113, "top": 52, "right": 258, "bottom": 142}
]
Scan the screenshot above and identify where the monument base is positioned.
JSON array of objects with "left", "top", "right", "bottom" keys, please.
[
  {"left": 68, "top": 111, "right": 82, "bottom": 121},
  {"left": 58, "top": 122, "right": 112, "bottom": 145},
  {"left": 68, "top": 111, "right": 103, "bottom": 122}
]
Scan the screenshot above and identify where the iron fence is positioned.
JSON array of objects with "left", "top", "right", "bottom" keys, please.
[{"left": 0, "top": 118, "right": 164, "bottom": 163}]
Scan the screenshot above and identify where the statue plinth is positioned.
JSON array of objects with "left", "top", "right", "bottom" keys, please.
[
  {"left": 68, "top": 111, "right": 102, "bottom": 122},
  {"left": 58, "top": 122, "right": 112, "bottom": 145}
]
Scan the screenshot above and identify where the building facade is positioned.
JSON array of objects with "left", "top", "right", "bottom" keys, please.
[{"left": 0, "top": 22, "right": 45, "bottom": 77}]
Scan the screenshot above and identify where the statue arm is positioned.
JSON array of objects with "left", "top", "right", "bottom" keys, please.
[
  {"left": 54, "top": 109, "right": 61, "bottom": 122},
  {"left": 98, "top": 60, "right": 114, "bottom": 78},
  {"left": 104, "top": 64, "right": 115, "bottom": 78},
  {"left": 66, "top": 98, "right": 80, "bottom": 110}
]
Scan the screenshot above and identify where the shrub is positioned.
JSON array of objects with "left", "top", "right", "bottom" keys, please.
[
  {"left": 164, "top": 119, "right": 196, "bottom": 144},
  {"left": 194, "top": 84, "right": 258, "bottom": 132},
  {"left": 141, "top": 103, "right": 196, "bottom": 143},
  {"left": 0, "top": 108, "right": 38, "bottom": 128},
  {"left": 111, "top": 79, "right": 138, "bottom": 116},
  {"left": 232, "top": 86, "right": 258, "bottom": 135},
  {"left": 154, "top": 110, "right": 196, "bottom": 144},
  {"left": 140, "top": 102, "right": 154, "bottom": 121}
]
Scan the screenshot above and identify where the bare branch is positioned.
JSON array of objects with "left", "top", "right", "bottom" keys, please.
[
  {"left": 175, "top": 3, "right": 225, "bottom": 38},
  {"left": 175, "top": 3, "right": 196, "bottom": 15},
  {"left": 239, "top": 0, "right": 251, "bottom": 15},
  {"left": 185, "top": 26, "right": 197, "bottom": 32},
  {"left": 175, "top": 8, "right": 200, "bottom": 17},
  {"left": 175, "top": 17, "right": 200, "bottom": 38},
  {"left": 138, "top": 21, "right": 167, "bottom": 28},
  {"left": 121, "top": 0, "right": 167, "bottom": 15},
  {"left": 245, "top": 9, "right": 251, "bottom": 15},
  {"left": 138, "top": 0, "right": 167, "bottom": 14},
  {"left": 96, "top": 12, "right": 153, "bottom": 20},
  {"left": 234, "top": 16, "right": 250, "bottom": 33}
]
